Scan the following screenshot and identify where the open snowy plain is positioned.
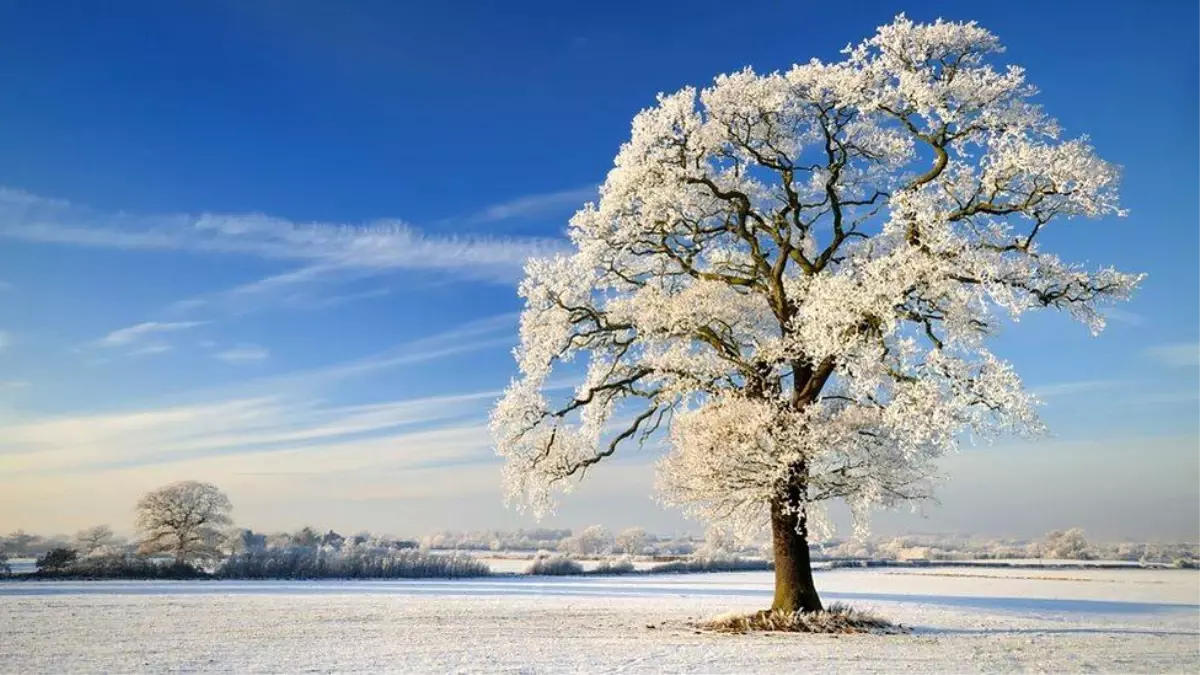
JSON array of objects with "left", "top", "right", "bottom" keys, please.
[{"left": 2, "top": 567, "right": 1197, "bottom": 673}]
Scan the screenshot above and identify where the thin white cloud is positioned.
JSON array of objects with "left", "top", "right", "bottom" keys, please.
[
  {"left": 0, "top": 280, "right": 13, "bottom": 291},
  {"left": 462, "top": 185, "right": 596, "bottom": 225},
  {"left": 0, "top": 186, "right": 571, "bottom": 321},
  {"left": 1130, "top": 390, "right": 1200, "bottom": 405},
  {"left": 291, "top": 287, "right": 392, "bottom": 310},
  {"left": 1101, "top": 307, "right": 1145, "bottom": 326},
  {"left": 0, "top": 387, "right": 498, "bottom": 478},
  {"left": 1031, "top": 379, "right": 1123, "bottom": 399},
  {"left": 0, "top": 187, "right": 566, "bottom": 287},
  {"left": 165, "top": 264, "right": 383, "bottom": 318},
  {"left": 127, "top": 342, "right": 173, "bottom": 357},
  {"left": 97, "top": 321, "right": 207, "bottom": 347},
  {"left": 214, "top": 344, "right": 270, "bottom": 363},
  {"left": 151, "top": 313, "right": 518, "bottom": 406},
  {"left": 0, "top": 314, "right": 535, "bottom": 482},
  {"left": 1143, "top": 342, "right": 1200, "bottom": 368},
  {"left": 0, "top": 329, "right": 9, "bottom": 353}
]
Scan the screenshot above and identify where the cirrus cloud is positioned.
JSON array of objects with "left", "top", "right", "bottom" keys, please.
[
  {"left": 96, "top": 321, "right": 208, "bottom": 348},
  {"left": 214, "top": 344, "right": 271, "bottom": 363},
  {"left": 1143, "top": 342, "right": 1200, "bottom": 368}
]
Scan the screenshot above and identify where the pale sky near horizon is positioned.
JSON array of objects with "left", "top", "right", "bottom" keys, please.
[{"left": 1, "top": 1, "right": 1197, "bottom": 541}]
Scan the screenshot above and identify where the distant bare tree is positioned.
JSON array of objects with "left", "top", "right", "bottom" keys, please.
[
  {"left": 1041, "top": 528, "right": 1093, "bottom": 560},
  {"left": 226, "top": 529, "right": 267, "bottom": 554},
  {"left": 615, "top": 527, "right": 648, "bottom": 555},
  {"left": 4, "top": 530, "right": 36, "bottom": 556},
  {"left": 135, "top": 481, "right": 233, "bottom": 565},
  {"left": 321, "top": 530, "right": 345, "bottom": 549},
  {"left": 557, "top": 525, "right": 613, "bottom": 556},
  {"left": 291, "top": 526, "right": 320, "bottom": 548},
  {"left": 700, "top": 528, "right": 736, "bottom": 557},
  {"left": 74, "top": 525, "right": 115, "bottom": 556}
]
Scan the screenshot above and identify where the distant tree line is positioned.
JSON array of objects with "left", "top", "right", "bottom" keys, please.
[
  {"left": 0, "top": 481, "right": 475, "bottom": 580},
  {"left": 218, "top": 545, "right": 488, "bottom": 579},
  {"left": 2, "top": 481, "right": 1196, "bottom": 580}
]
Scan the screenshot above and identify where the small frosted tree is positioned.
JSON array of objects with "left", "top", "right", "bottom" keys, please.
[
  {"left": 290, "top": 526, "right": 321, "bottom": 549},
  {"left": 615, "top": 527, "right": 648, "bottom": 555},
  {"left": 491, "top": 15, "right": 1141, "bottom": 613},
  {"left": 4, "top": 530, "right": 36, "bottom": 557},
  {"left": 74, "top": 525, "right": 115, "bottom": 556},
  {"left": 558, "top": 525, "right": 613, "bottom": 556},
  {"left": 136, "top": 481, "right": 233, "bottom": 565},
  {"left": 1042, "top": 528, "right": 1092, "bottom": 560}
]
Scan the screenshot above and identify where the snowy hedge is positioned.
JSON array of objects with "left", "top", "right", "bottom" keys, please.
[
  {"left": 593, "top": 556, "right": 636, "bottom": 575},
  {"left": 648, "top": 555, "right": 772, "bottom": 574},
  {"left": 525, "top": 553, "right": 585, "bottom": 576},
  {"left": 216, "top": 545, "right": 490, "bottom": 579},
  {"left": 26, "top": 553, "right": 207, "bottom": 579}
]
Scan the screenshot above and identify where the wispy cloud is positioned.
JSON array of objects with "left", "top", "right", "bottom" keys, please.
[
  {"left": 96, "top": 321, "right": 207, "bottom": 347},
  {"left": 1031, "top": 379, "right": 1124, "bottom": 399},
  {"left": 0, "top": 280, "right": 13, "bottom": 292},
  {"left": 290, "top": 287, "right": 392, "bottom": 310},
  {"left": 1143, "top": 342, "right": 1200, "bottom": 368},
  {"left": 127, "top": 343, "right": 174, "bottom": 357},
  {"left": 0, "top": 390, "right": 497, "bottom": 477},
  {"left": 132, "top": 313, "right": 518, "bottom": 406},
  {"left": 0, "top": 186, "right": 572, "bottom": 321},
  {"left": 214, "top": 344, "right": 270, "bottom": 363},
  {"left": 1130, "top": 390, "right": 1200, "bottom": 405},
  {"left": 230, "top": 313, "right": 517, "bottom": 393},
  {"left": 461, "top": 185, "right": 596, "bottom": 226},
  {"left": 0, "top": 187, "right": 565, "bottom": 286},
  {"left": 0, "top": 314, "right": 529, "bottom": 480},
  {"left": 165, "top": 264, "right": 386, "bottom": 318},
  {"left": 0, "top": 329, "right": 9, "bottom": 353},
  {"left": 1102, "top": 308, "right": 1145, "bottom": 326}
]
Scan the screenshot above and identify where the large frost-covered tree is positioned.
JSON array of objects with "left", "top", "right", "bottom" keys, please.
[
  {"left": 136, "top": 481, "right": 233, "bottom": 565},
  {"left": 491, "top": 16, "right": 1141, "bottom": 613}
]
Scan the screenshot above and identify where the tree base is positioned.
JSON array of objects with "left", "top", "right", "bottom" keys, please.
[{"left": 699, "top": 604, "right": 910, "bottom": 634}]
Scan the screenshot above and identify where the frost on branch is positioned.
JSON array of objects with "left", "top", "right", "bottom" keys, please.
[{"left": 490, "top": 15, "right": 1142, "bottom": 541}]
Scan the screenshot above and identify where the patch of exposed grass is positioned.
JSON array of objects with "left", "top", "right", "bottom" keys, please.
[{"left": 700, "top": 603, "right": 910, "bottom": 635}]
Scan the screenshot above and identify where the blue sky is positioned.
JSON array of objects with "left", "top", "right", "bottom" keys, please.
[{"left": 0, "top": 0, "right": 1196, "bottom": 540}]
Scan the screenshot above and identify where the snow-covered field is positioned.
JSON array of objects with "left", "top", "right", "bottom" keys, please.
[{"left": 2, "top": 568, "right": 1197, "bottom": 673}]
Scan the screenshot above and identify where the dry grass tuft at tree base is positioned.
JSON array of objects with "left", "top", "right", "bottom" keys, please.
[{"left": 700, "top": 603, "right": 910, "bottom": 635}]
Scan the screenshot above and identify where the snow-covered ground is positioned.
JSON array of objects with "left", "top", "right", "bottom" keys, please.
[{"left": 2, "top": 568, "right": 1197, "bottom": 673}]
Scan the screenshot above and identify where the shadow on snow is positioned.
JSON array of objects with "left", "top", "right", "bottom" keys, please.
[{"left": 2, "top": 577, "right": 1196, "bottom": 618}]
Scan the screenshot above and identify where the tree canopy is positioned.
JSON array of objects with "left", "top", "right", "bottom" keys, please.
[
  {"left": 491, "top": 15, "right": 1141, "bottom": 547},
  {"left": 136, "top": 481, "right": 233, "bottom": 564}
]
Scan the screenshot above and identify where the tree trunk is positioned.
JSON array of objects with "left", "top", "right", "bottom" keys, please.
[{"left": 769, "top": 496, "right": 823, "bottom": 613}]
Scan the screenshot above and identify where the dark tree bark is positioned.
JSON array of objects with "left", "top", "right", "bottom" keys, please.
[
  {"left": 766, "top": 359, "right": 830, "bottom": 614},
  {"left": 769, "top": 492, "right": 823, "bottom": 613}
]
